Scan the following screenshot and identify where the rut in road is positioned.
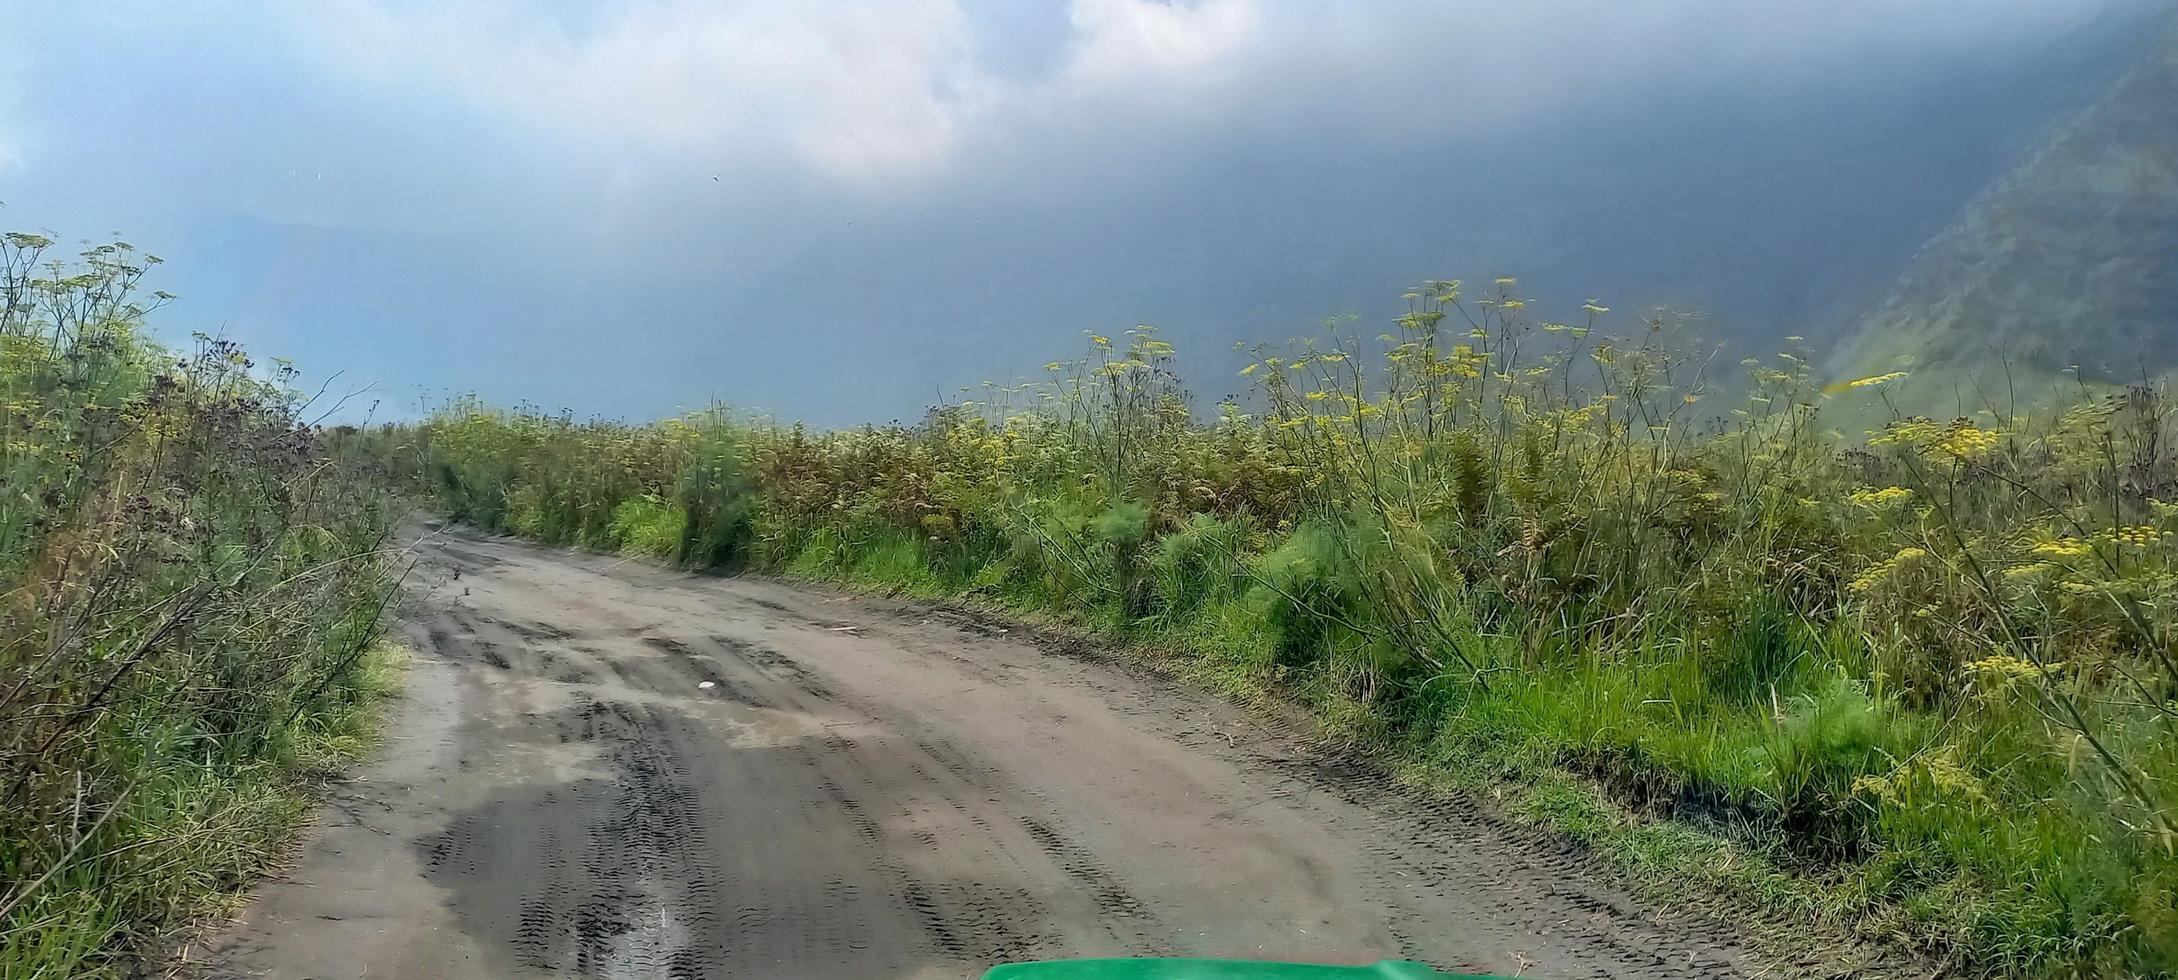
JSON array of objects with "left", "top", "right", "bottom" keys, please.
[{"left": 196, "top": 524, "right": 1884, "bottom": 980}]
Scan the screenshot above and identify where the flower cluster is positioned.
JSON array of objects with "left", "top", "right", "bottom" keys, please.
[
  {"left": 1851, "top": 546, "right": 1930, "bottom": 593},
  {"left": 1870, "top": 417, "right": 2003, "bottom": 461},
  {"left": 1847, "top": 485, "right": 1915, "bottom": 507}
]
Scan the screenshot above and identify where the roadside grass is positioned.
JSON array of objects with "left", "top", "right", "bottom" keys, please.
[
  {"left": 1, "top": 644, "right": 405, "bottom": 979},
  {"left": 408, "top": 284, "right": 2178, "bottom": 978},
  {"left": 1, "top": 231, "right": 405, "bottom": 978}
]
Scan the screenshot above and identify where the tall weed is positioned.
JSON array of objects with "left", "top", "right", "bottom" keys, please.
[{"left": 0, "top": 231, "right": 400, "bottom": 976}]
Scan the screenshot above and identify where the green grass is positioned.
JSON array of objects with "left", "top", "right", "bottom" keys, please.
[
  {"left": 0, "top": 645, "right": 405, "bottom": 978},
  {"left": 610, "top": 494, "right": 687, "bottom": 560}
]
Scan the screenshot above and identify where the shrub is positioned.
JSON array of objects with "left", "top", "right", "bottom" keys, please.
[
  {"left": 674, "top": 422, "right": 757, "bottom": 568},
  {"left": 610, "top": 494, "right": 686, "bottom": 559},
  {"left": 1148, "top": 513, "right": 1252, "bottom": 619}
]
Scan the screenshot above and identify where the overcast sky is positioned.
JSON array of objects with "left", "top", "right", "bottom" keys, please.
[{"left": 0, "top": 1, "right": 2154, "bottom": 423}]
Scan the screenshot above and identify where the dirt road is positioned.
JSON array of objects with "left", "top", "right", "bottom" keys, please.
[{"left": 197, "top": 524, "right": 1799, "bottom": 980}]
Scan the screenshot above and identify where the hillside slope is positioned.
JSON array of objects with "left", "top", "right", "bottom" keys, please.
[{"left": 1826, "top": 21, "right": 2178, "bottom": 419}]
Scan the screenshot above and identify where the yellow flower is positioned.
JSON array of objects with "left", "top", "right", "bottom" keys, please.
[
  {"left": 1871, "top": 417, "right": 2002, "bottom": 461},
  {"left": 2003, "top": 562, "right": 2055, "bottom": 582},
  {"left": 1918, "top": 750, "right": 1989, "bottom": 803},
  {"left": 1966, "top": 654, "right": 2049, "bottom": 682},
  {"left": 1935, "top": 426, "right": 1999, "bottom": 458},
  {"left": 1849, "top": 546, "right": 1928, "bottom": 593},
  {"left": 2101, "top": 524, "right": 2171, "bottom": 548},
  {"left": 1824, "top": 371, "right": 1910, "bottom": 393},
  {"left": 1847, "top": 486, "right": 1914, "bottom": 507},
  {"left": 2030, "top": 538, "right": 2094, "bottom": 559}
]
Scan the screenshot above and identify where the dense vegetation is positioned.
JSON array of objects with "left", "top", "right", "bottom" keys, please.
[
  {"left": 0, "top": 230, "right": 401, "bottom": 977},
  {"left": 419, "top": 282, "right": 2175, "bottom": 978}
]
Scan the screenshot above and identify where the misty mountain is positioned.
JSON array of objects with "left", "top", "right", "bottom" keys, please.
[{"left": 1825, "top": 16, "right": 2178, "bottom": 419}]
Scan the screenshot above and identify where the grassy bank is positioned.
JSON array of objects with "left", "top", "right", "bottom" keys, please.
[
  {"left": 0, "top": 231, "right": 404, "bottom": 977},
  {"left": 412, "top": 283, "right": 2175, "bottom": 978}
]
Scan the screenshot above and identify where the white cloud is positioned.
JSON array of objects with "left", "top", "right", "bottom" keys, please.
[
  {"left": 1059, "top": 0, "right": 1260, "bottom": 90},
  {"left": 289, "top": 0, "right": 1290, "bottom": 186},
  {"left": 297, "top": 0, "right": 995, "bottom": 183}
]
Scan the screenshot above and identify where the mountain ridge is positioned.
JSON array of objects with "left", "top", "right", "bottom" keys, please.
[{"left": 1824, "top": 16, "right": 2178, "bottom": 420}]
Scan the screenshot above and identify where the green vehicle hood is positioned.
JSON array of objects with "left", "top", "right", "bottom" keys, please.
[{"left": 982, "top": 959, "right": 1495, "bottom": 979}]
